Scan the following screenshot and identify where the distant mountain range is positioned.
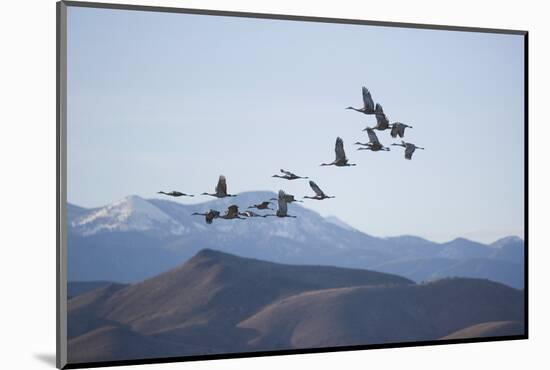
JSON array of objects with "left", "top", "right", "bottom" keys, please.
[
  {"left": 67, "top": 192, "right": 524, "bottom": 288},
  {"left": 67, "top": 249, "right": 524, "bottom": 364}
]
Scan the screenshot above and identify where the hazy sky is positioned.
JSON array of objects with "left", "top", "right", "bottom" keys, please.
[{"left": 66, "top": 6, "right": 525, "bottom": 243}]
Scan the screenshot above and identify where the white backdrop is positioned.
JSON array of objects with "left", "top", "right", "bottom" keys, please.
[{"left": 0, "top": 0, "right": 547, "bottom": 369}]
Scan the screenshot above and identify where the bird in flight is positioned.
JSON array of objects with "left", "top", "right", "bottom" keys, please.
[
  {"left": 391, "top": 141, "right": 425, "bottom": 159},
  {"left": 265, "top": 190, "right": 297, "bottom": 218},
  {"left": 239, "top": 210, "right": 268, "bottom": 218},
  {"left": 321, "top": 137, "right": 356, "bottom": 167},
  {"left": 366, "top": 104, "right": 392, "bottom": 131},
  {"left": 220, "top": 205, "right": 245, "bottom": 220},
  {"left": 355, "top": 128, "right": 390, "bottom": 152},
  {"left": 248, "top": 201, "right": 274, "bottom": 210},
  {"left": 390, "top": 122, "right": 413, "bottom": 138},
  {"left": 272, "top": 169, "right": 309, "bottom": 180},
  {"left": 201, "top": 175, "right": 237, "bottom": 198},
  {"left": 304, "top": 180, "right": 335, "bottom": 200},
  {"left": 270, "top": 192, "right": 302, "bottom": 203},
  {"left": 158, "top": 191, "right": 194, "bottom": 197},
  {"left": 346, "top": 86, "right": 377, "bottom": 115},
  {"left": 191, "top": 209, "right": 220, "bottom": 224}
]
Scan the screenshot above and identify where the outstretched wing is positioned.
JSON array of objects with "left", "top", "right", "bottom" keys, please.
[
  {"left": 206, "top": 210, "right": 220, "bottom": 224},
  {"left": 309, "top": 180, "right": 325, "bottom": 197},
  {"left": 215, "top": 175, "right": 227, "bottom": 196},
  {"left": 375, "top": 112, "right": 389, "bottom": 129},
  {"left": 335, "top": 137, "right": 346, "bottom": 161},
  {"left": 280, "top": 169, "right": 295, "bottom": 177},
  {"left": 405, "top": 144, "right": 415, "bottom": 160},
  {"left": 366, "top": 128, "right": 381, "bottom": 145},
  {"left": 362, "top": 87, "right": 375, "bottom": 111},
  {"left": 277, "top": 190, "right": 288, "bottom": 215},
  {"left": 390, "top": 124, "right": 399, "bottom": 138},
  {"left": 226, "top": 205, "right": 239, "bottom": 217},
  {"left": 206, "top": 213, "right": 215, "bottom": 224},
  {"left": 398, "top": 124, "right": 406, "bottom": 138}
]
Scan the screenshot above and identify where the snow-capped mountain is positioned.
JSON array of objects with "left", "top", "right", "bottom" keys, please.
[
  {"left": 71, "top": 192, "right": 376, "bottom": 248},
  {"left": 70, "top": 195, "right": 187, "bottom": 237},
  {"left": 67, "top": 192, "right": 524, "bottom": 288},
  {"left": 324, "top": 215, "right": 357, "bottom": 232}
]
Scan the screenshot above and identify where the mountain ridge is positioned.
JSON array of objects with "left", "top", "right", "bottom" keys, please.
[{"left": 67, "top": 193, "right": 524, "bottom": 288}]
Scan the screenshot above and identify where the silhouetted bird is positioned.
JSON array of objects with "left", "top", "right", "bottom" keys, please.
[
  {"left": 321, "top": 137, "right": 356, "bottom": 167},
  {"left": 355, "top": 128, "right": 390, "bottom": 152},
  {"left": 365, "top": 104, "right": 392, "bottom": 131},
  {"left": 220, "top": 205, "right": 245, "bottom": 219},
  {"left": 201, "top": 175, "right": 237, "bottom": 198},
  {"left": 248, "top": 201, "right": 274, "bottom": 210},
  {"left": 346, "top": 86, "right": 377, "bottom": 115},
  {"left": 390, "top": 122, "right": 413, "bottom": 138},
  {"left": 391, "top": 140, "right": 425, "bottom": 160},
  {"left": 270, "top": 193, "right": 303, "bottom": 203},
  {"left": 303, "top": 180, "right": 335, "bottom": 200},
  {"left": 191, "top": 209, "right": 220, "bottom": 224},
  {"left": 239, "top": 210, "right": 268, "bottom": 218},
  {"left": 265, "top": 190, "right": 297, "bottom": 218},
  {"left": 158, "top": 191, "right": 194, "bottom": 197},
  {"left": 272, "top": 169, "right": 309, "bottom": 180}
]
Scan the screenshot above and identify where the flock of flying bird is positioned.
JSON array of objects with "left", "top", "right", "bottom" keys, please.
[{"left": 158, "top": 86, "right": 425, "bottom": 224}]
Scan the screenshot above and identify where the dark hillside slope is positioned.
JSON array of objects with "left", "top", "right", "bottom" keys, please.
[{"left": 67, "top": 249, "right": 412, "bottom": 357}]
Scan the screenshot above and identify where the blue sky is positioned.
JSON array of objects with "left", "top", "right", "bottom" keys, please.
[{"left": 66, "top": 6, "right": 525, "bottom": 243}]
